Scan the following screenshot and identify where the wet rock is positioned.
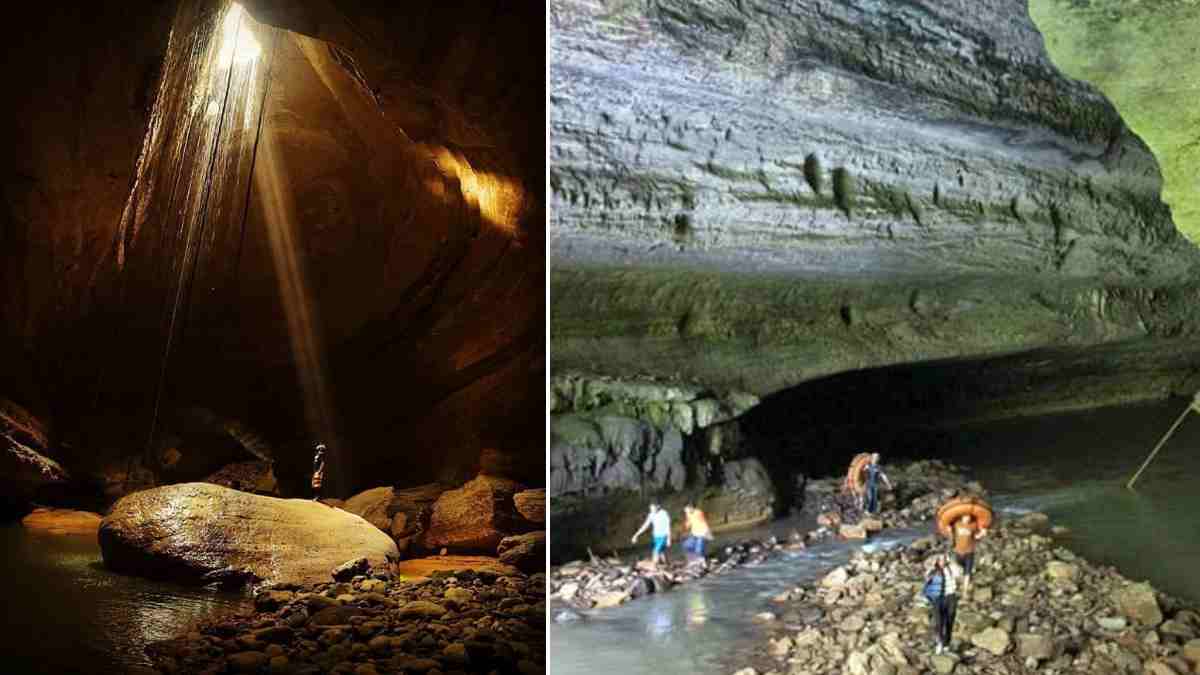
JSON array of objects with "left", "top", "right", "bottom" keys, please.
[
  {"left": 1114, "top": 582, "right": 1163, "bottom": 626},
  {"left": 99, "top": 483, "right": 398, "bottom": 587},
  {"left": 840, "top": 524, "right": 868, "bottom": 540},
  {"left": 332, "top": 557, "right": 371, "bottom": 582},
  {"left": 1015, "top": 512, "right": 1051, "bottom": 533},
  {"left": 425, "top": 474, "right": 531, "bottom": 553},
  {"left": 228, "top": 651, "right": 269, "bottom": 672},
  {"left": 203, "top": 461, "right": 278, "bottom": 496},
  {"left": 591, "top": 590, "right": 628, "bottom": 609},
  {"left": 1046, "top": 560, "right": 1080, "bottom": 582},
  {"left": 310, "top": 606, "right": 363, "bottom": 626},
  {"left": 397, "top": 601, "right": 447, "bottom": 619},
  {"left": 498, "top": 531, "right": 546, "bottom": 573}
]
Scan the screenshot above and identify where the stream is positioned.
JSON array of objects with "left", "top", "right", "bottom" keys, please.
[
  {"left": 0, "top": 523, "right": 251, "bottom": 673},
  {"left": 550, "top": 398, "right": 1200, "bottom": 674}
]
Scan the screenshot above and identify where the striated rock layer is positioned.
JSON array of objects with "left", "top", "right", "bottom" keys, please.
[
  {"left": 549, "top": 0, "right": 1200, "bottom": 557},
  {"left": 99, "top": 483, "right": 398, "bottom": 587},
  {"left": 551, "top": 0, "right": 1200, "bottom": 388}
]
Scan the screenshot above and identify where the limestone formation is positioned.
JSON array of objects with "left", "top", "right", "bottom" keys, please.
[
  {"left": 549, "top": 0, "right": 1200, "bottom": 406},
  {"left": 99, "top": 483, "right": 398, "bottom": 587}
]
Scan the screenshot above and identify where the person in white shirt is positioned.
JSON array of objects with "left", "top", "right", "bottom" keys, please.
[
  {"left": 923, "top": 553, "right": 965, "bottom": 654},
  {"left": 631, "top": 503, "right": 672, "bottom": 566}
]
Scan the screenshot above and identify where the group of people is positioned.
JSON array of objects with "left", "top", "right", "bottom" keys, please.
[
  {"left": 630, "top": 502, "right": 714, "bottom": 567},
  {"left": 924, "top": 511, "right": 987, "bottom": 654},
  {"left": 624, "top": 451, "right": 990, "bottom": 657},
  {"left": 851, "top": 452, "right": 990, "bottom": 655}
]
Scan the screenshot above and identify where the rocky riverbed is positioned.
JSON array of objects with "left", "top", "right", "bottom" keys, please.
[
  {"left": 730, "top": 511, "right": 1200, "bottom": 675},
  {"left": 143, "top": 567, "right": 546, "bottom": 675},
  {"left": 550, "top": 460, "right": 979, "bottom": 612}
]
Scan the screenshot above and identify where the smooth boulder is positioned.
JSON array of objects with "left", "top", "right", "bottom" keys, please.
[{"left": 99, "top": 483, "right": 398, "bottom": 586}]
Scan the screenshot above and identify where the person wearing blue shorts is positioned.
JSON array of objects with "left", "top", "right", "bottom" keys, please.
[{"left": 632, "top": 503, "right": 672, "bottom": 566}]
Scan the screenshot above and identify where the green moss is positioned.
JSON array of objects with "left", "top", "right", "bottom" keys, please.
[
  {"left": 1029, "top": 0, "right": 1200, "bottom": 242},
  {"left": 832, "top": 167, "right": 855, "bottom": 217},
  {"left": 803, "top": 154, "right": 823, "bottom": 195}
]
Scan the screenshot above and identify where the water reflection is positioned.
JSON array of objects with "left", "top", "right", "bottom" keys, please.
[
  {"left": 0, "top": 525, "right": 251, "bottom": 671},
  {"left": 551, "top": 526, "right": 920, "bottom": 675}
]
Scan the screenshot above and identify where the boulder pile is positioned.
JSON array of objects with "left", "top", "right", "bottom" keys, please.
[{"left": 732, "top": 514, "right": 1200, "bottom": 675}]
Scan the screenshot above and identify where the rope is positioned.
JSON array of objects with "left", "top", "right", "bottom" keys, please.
[
  {"left": 232, "top": 27, "right": 278, "bottom": 282},
  {"left": 1126, "top": 399, "right": 1195, "bottom": 490},
  {"left": 142, "top": 1, "right": 244, "bottom": 472}
]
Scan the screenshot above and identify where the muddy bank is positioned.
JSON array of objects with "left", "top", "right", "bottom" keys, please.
[
  {"left": 731, "top": 510, "right": 1200, "bottom": 675},
  {"left": 550, "top": 460, "right": 978, "bottom": 612}
]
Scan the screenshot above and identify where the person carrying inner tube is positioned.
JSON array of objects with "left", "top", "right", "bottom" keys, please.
[
  {"left": 311, "top": 442, "right": 327, "bottom": 502},
  {"left": 950, "top": 512, "right": 987, "bottom": 597},
  {"left": 632, "top": 503, "right": 671, "bottom": 567},
  {"left": 682, "top": 504, "right": 713, "bottom": 566},
  {"left": 862, "top": 452, "right": 893, "bottom": 514},
  {"left": 923, "top": 553, "right": 965, "bottom": 655}
]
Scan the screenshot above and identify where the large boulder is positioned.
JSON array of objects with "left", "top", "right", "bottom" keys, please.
[
  {"left": 387, "top": 483, "right": 446, "bottom": 556},
  {"left": 424, "top": 475, "right": 532, "bottom": 553},
  {"left": 513, "top": 488, "right": 545, "bottom": 525},
  {"left": 343, "top": 486, "right": 395, "bottom": 532},
  {"left": 99, "top": 483, "right": 398, "bottom": 587},
  {"left": 203, "top": 461, "right": 278, "bottom": 496},
  {"left": 497, "top": 531, "right": 546, "bottom": 573}
]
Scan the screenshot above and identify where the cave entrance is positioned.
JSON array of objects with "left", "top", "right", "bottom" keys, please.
[{"left": 734, "top": 338, "right": 1200, "bottom": 513}]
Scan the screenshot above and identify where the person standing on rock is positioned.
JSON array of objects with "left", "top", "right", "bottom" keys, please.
[
  {"left": 632, "top": 503, "right": 671, "bottom": 566},
  {"left": 311, "top": 443, "right": 327, "bottom": 501},
  {"left": 863, "top": 453, "right": 893, "bottom": 514},
  {"left": 949, "top": 512, "right": 986, "bottom": 597},
  {"left": 923, "top": 553, "right": 965, "bottom": 655},
  {"left": 682, "top": 504, "right": 713, "bottom": 566}
]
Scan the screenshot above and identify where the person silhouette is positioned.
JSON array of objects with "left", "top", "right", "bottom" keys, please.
[{"left": 311, "top": 443, "right": 327, "bottom": 501}]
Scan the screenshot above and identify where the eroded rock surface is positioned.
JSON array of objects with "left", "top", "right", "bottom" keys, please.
[
  {"left": 549, "top": 0, "right": 1200, "bottom": 395},
  {"left": 425, "top": 475, "right": 535, "bottom": 554},
  {"left": 99, "top": 483, "right": 398, "bottom": 587}
]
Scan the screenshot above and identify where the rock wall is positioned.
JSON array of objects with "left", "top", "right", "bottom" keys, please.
[
  {"left": 0, "top": 1, "right": 544, "bottom": 504},
  {"left": 550, "top": 0, "right": 1200, "bottom": 391}
]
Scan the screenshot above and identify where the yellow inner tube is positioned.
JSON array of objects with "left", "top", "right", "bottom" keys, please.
[{"left": 936, "top": 496, "right": 993, "bottom": 535}]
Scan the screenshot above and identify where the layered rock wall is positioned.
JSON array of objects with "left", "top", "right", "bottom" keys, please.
[{"left": 549, "top": 0, "right": 1200, "bottom": 556}]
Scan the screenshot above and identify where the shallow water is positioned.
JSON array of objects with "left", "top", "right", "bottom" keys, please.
[
  {"left": 0, "top": 523, "right": 251, "bottom": 673},
  {"left": 947, "top": 398, "right": 1200, "bottom": 604},
  {"left": 551, "top": 398, "right": 1200, "bottom": 674},
  {"left": 549, "top": 523, "right": 921, "bottom": 675}
]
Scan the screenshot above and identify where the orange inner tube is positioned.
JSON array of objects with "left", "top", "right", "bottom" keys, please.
[
  {"left": 843, "top": 453, "right": 873, "bottom": 494},
  {"left": 936, "top": 496, "right": 994, "bottom": 535}
]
